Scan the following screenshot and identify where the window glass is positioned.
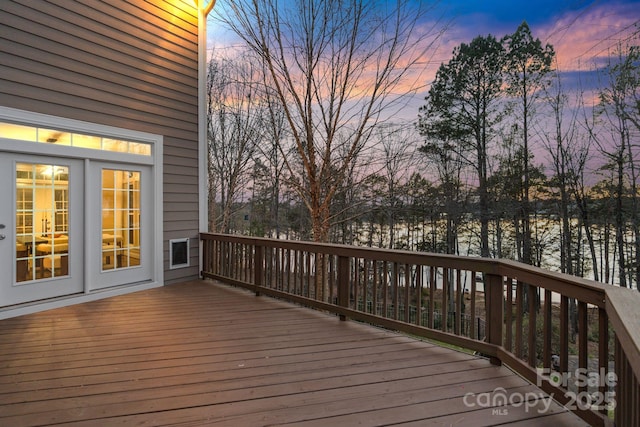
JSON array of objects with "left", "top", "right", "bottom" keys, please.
[
  {"left": 101, "top": 170, "right": 141, "bottom": 271},
  {"left": 1, "top": 123, "right": 36, "bottom": 141},
  {"left": 103, "top": 139, "right": 129, "bottom": 153},
  {"left": 38, "top": 129, "right": 71, "bottom": 146},
  {"left": 0, "top": 122, "right": 151, "bottom": 156},
  {"left": 16, "top": 163, "right": 69, "bottom": 282},
  {"left": 72, "top": 134, "right": 101, "bottom": 150}
]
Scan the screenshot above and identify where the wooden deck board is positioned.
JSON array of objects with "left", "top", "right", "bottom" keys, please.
[{"left": 0, "top": 280, "right": 587, "bottom": 426}]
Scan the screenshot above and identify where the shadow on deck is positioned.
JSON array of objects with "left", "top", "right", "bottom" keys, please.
[{"left": 0, "top": 280, "right": 586, "bottom": 426}]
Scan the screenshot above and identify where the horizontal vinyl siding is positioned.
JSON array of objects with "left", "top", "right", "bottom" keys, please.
[{"left": 0, "top": 0, "right": 201, "bottom": 284}]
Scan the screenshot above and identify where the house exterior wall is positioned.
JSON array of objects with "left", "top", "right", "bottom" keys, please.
[{"left": 0, "top": 0, "right": 201, "bottom": 283}]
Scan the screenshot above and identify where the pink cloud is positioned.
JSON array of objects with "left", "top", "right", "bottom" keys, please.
[{"left": 539, "top": 2, "right": 639, "bottom": 72}]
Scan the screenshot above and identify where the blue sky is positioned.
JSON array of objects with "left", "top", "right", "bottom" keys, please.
[
  {"left": 444, "top": 0, "right": 593, "bottom": 26},
  {"left": 414, "top": 0, "right": 639, "bottom": 119}
]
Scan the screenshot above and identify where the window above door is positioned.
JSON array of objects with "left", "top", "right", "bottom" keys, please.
[{"left": 0, "top": 122, "right": 152, "bottom": 156}]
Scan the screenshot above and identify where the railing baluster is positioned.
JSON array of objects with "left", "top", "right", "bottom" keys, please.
[
  {"left": 298, "top": 250, "right": 303, "bottom": 296},
  {"left": 598, "top": 307, "right": 609, "bottom": 416},
  {"left": 283, "top": 247, "right": 287, "bottom": 291},
  {"left": 543, "top": 289, "right": 552, "bottom": 371},
  {"left": 470, "top": 271, "right": 477, "bottom": 339},
  {"left": 373, "top": 260, "right": 379, "bottom": 315},
  {"left": 284, "top": 248, "right": 289, "bottom": 293},
  {"left": 251, "top": 244, "right": 256, "bottom": 285},
  {"left": 515, "top": 280, "right": 523, "bottom": 359},
  {"left": 528, "top": 284, "right": 537, "bottom": 367},
  {"left": 415, "top": 265, "right": 422, "bottom": 326},
  {"left": 263, "top": 246, "right": 269, "bottom": 286},
  {"left": 442, "top": 267, "right": 448, "bottom": 333},
  {"left": 393, "top": 262, "right": 399, "bottom": 320},
  {"left": 238, "top": 243, "right": 244, "bottom": 282},
  {"left": 578, "top": 301, "right": 588, "bottom": 395},
  {"left": 455, "top": 269, "right": 462, "bottom": 336},
  {"left": 272, "top": 247, "right": 277, "bottom": 288},
  {"left": 228, "top": 241, "right": 233, "bottom": 278},
  {"left": 329, "top": 254, "right": 335, "bottom": 304},
  {"left": 404, "top": 263, "right": 410, "bottom": 323},
  {"left": 214, "top": 239, "right": 219, "bottom": 275},
  {"left": 305, "top": 251, "right": 311, "bottom": 298},
  {"left": 219, "top": 240, "right": 224, "bottom": 275},
  {"left": 238, "top": 242, "right": 244, "bottom": 280},
  {"left": 219, "top": 240, "right": 224, "bottom": 276},
  {"left": 232, "top": 242, "right": 237, "bottom": 279},
  {"left": 242, "top": 243, "right": 246, "bottom": 282},
  {"left": 560, "top": 296, "right": 569, "bottom": 375},
  {"left": 428, "top": 266, "right": 435, "bottom": 329},
  {"left": 364, "top": 259, "right": 371, "bottom": 313},
  {"left": 312, "top": 252, "right": 317, "bottom": 299},
  {"left": 297, "top": 250, "right": 303, "bottom": 296},
  {"left": 353, "top": 258, "right": 360, "bottom": 311},
  {"left": 337, "top": 255, "right": 349, "bottom": 321},
  {"left": 485, "top": 272, "right": 503, "bottom": 366},
  {"left": 254, "top": 244, "right": 263, "bottom": 296},
  {"left": 383, "top": 262, "right": 389, "bottom": 318},
  {"left": 505, "top": 277, "right": 513, "bottom": 351},
  {"left": 322, "top": 253, "right": 327, "bottom": 302}
]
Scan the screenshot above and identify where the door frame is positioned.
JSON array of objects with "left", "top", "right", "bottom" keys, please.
[{"left": 0, "top": 106, "right": 164, "bottom": 319}]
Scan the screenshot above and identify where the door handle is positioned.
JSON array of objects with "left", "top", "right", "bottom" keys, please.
[{"left": 0, "top": 235, "right": 5, "bottom": 240}]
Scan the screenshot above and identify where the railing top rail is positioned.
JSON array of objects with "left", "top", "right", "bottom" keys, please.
[
  {"left": 201, "top": 232, "right": 608, "bottom": 306},
  {"left": 496, "top": 259, "right": 608, "bottom": 307}
]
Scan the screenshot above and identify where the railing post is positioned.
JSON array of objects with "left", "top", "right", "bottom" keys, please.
[
  {"left": 337, "top": 255, "right": 349, "bottom": 321},
  {"left": 200, "top": 235, "right": 207, "bottom": 278},
  {"left": 254, "top": 244, "right": 263, "bottom": 296},
  {"left": 485, "top": 272, "right": 503, "bottom": 366}
]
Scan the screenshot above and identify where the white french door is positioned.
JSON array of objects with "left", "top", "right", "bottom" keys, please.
[
  {"left": 88, "top": 162, "right": 153, "bottom": 290},
  {"left": 0, "top": 153, "right": 84, "bottom": 307},
  {"left": 0, "top": 107, "right": 162, "bottom": 316}
]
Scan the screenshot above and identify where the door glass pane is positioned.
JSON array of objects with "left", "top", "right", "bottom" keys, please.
[
  {"left": 15, "top": 163, "right": 69, "bottom": 282},
  {"left": 102, "top": 170, "right": 140, "bottom": 271}
]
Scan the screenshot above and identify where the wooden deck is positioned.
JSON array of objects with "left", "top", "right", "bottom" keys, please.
[{"left": 0, "top": 280, "right": 587, "bottom": 426}]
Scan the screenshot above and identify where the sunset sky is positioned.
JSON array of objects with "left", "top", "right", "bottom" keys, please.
[
  {"left": 207, "top": 0, "right": 639, "bottom": 120},
  {"left": 430, "top": 0, "right": 639, "bottom": 109},
  {"left": 439, "top": 0, "right": 638, "bottom": 69}
]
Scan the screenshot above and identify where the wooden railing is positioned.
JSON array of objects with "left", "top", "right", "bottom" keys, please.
[{"left": 201, "top": 233, "right": 640, "bottom": 427}]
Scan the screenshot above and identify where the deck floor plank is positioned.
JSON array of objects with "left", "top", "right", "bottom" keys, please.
[{"left": 0, "top": 280, "right": 587, "bottom": 426}]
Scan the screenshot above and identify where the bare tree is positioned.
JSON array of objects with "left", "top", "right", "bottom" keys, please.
[
  {"left": 376, "top": 124, "right": 419, "bottom": 249},
  {"left": 418, "top": 137, "right": 470, "bottom": 255},
  {"left": 214, "top": 0, "right": 443, "bottom": 242},
  {"left": 207, "top": 53, "right": 264, "bottom": 233},
  {"left": 250, "top": 86, "right": 290, "bottom": 238},
  {"left": 591, "top": 43, "right": 640, "bottom": 289},
  {"left": 539, "top": 68, "right": 596, "bottom": 279}
]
